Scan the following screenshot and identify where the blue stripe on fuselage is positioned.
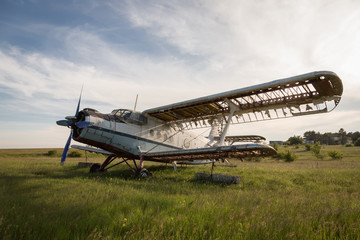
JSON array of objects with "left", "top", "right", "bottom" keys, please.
[{"left": 88, "top": 125, "right": 182, "bottom": 151}]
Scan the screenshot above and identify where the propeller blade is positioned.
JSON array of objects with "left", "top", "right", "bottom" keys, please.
[
  {"left": 61, "top": 131, "right": 73, "bottom": 163},
  {"left": 56, "top": 119, "right": 72, "bottom": 127},
  {"left": 59, "top": 86, "right": 84, "bottom": 164},
  {"left": 75, "top": 121, "right": 93, "bottom": 128},
  {"left": 75, "top": 85, "right": 83, "bottom": 117}
]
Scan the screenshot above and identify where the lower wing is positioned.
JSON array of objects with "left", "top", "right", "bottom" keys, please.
[
  {"left": 71, "top": 144, "right": 276, "bottom": 163},
  {"left": 71, "top": 145, "right": 114, "bottom": 156},
  {"left": 143, "top": 144, "right": 276, "bottom": 162}
]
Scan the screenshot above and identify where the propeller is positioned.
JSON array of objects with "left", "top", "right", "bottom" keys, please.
[
  {"left": 59, "top": 87, "right": 84, "bottom": 164},
  {"left": 56, "top": 119, "right": 73, "bottom": 127},
  {"left": 56, "top": 120, "right": 93, "bottom": 128},
  {"left": 61, "top": 131, "right": 73, "bottom": 163}
]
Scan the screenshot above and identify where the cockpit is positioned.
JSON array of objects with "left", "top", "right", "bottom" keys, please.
[{"left": 111, "top": 109, "right": 147, "bottom": 125}]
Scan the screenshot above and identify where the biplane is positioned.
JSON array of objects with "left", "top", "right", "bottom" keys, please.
[{"left": 56, "top": 71, "right": 343, "bottom": 177}]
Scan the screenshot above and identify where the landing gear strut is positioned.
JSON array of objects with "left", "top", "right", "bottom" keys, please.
[{"left": 89, "top": 155, "right": 152, "bottom": 178}]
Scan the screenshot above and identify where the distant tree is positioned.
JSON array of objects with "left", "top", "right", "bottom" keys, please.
[
  {"left": 321, "top": 132, "right": 337, "bottom": 145},
  {"left": 287, "top": 135, "right": 304, "bottom": 145},
  {"left": 296, "top": 129, "right": 360, "bottom": 146},
  {"left": 347, "top": 131, "right": 360, "bottom": 143},
  {"left": 338, "top": 128, "right": 347, "bottom": 145},
  {"left": 303, "top": 130, "right": 320, "bottom": 142},
  {"left": 355, "top": 138, "right": 360, "bottom": 147}
]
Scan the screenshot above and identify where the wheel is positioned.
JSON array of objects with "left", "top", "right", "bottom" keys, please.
[
  {"left": 135, "top": 168, "right": 152, "bottom": 178},
  {"left": 90, "top": 163, "right": 101, "bottom": 173}
]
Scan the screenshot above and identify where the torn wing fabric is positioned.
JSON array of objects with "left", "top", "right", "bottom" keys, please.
[
  {"left": 143, "top": 71, "right": 343, "bottom": 129},
  {"left": 225, "top": 135, "right": 266, "bottom": 144}
]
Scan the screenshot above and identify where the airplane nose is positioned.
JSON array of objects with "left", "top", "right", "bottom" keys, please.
[{"left": 56, "top": 118, "right": 92, "bottom": 128}]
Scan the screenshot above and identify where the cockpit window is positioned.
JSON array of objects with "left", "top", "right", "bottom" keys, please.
[
  {"left": 111, "top": 109, "right": 131, "bottom": 117},
  {"left": 110, "top": 109, "right": 147, "bottom": 125}
]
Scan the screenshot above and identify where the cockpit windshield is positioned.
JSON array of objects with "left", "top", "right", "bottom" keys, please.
[
  {"left": 110, "top": 109, "right": 147, "bottom": 125},
  {"left": 111, "top": 109, "right": 132, "bottom": 118}
]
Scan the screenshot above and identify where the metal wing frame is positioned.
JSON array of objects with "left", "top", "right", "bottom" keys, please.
[{"left": 143, "top": 71, "right": 343, "bottom": 130}]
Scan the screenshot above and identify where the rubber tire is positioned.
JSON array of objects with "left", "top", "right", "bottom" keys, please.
[
  {"left": 90, "top": 163, "right": 101, "bottom": 173},
  {"left": 136, "top": 168, "right": 151, "bottom": 178}
]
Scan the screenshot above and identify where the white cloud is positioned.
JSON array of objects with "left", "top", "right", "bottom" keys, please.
[
  {"left": 114, "top": 0, "right": 360, "bottom": 85},
  {"left": 1, "top": 0, "right": 360, "bottom": 147}
]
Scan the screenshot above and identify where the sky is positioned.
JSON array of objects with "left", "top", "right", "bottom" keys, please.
[{"left": 0, "top": 0, "right": 360, "bottom": 148}]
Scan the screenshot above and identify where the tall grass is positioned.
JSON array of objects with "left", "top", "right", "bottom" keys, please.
[{"left": 0, "top": 147, "right": 360, "bottom": 239}]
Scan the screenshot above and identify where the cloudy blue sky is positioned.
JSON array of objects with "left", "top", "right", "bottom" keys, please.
[{"left": 1, "top": 0, "right": 359, "bottom": 148}]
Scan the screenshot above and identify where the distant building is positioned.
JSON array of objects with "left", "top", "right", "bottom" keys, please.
[
  {"left": 332, "top": 135, "right": 340, "bottom": 141},
  {"left": 269, "top": 141, "right": 283, "bottom": 145}
]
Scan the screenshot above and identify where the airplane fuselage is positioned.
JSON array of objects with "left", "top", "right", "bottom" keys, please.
[{"left": 73, "top": 108, "right": 209, "bottom": 158}]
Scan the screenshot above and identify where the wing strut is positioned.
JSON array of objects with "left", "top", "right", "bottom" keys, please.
[{"left": 218, "top": 99, "right": 240, "bottom": 145}]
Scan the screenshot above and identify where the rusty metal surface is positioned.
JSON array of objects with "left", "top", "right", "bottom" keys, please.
[{"left": 143, "top": 71, "right": 343, "bottom": 129}]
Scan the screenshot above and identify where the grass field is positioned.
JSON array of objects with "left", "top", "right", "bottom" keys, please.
[{"left": 0, "top": 146, "right": 360, "bottom": 239}]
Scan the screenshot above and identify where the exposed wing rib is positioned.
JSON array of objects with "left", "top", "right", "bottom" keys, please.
[
  {"left": 143, "top": 71, "right": 343, "bottom": 129},
  {"left": 143, "top": 144, "right": 276, "bottom": 162},
  {"left": 225, "top": 135, "right": 266, "bottom": 144},
  {"left": 71, "top": 145, "right": 114, "bottom": 155}
]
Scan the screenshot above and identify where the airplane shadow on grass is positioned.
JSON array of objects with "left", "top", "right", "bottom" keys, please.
[{"left": 29, "top": 162, "right": 202, "bottom": 181}]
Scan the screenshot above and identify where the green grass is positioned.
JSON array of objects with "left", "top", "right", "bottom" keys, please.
[{"left": 0, "top": 146, "right": 360, "bottom": 239}]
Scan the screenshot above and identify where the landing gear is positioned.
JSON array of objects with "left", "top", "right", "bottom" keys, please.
[
  {"left": 89, "top": 155, "right": 152, "bottom": 178},
  {"left": 90, "top": 163, "right": 101, "bottom": 172},
  {"left": 135, "top": 168, "right": 152, "bottom": 178}
]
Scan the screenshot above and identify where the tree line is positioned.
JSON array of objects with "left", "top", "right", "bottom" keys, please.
[{"left": 287, "top": 128, "right": 360, "bottom": 146}]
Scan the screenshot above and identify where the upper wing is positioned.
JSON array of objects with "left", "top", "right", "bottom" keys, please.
[{"left": 143, "top": 71, "right": 343, "bottom": 129}]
